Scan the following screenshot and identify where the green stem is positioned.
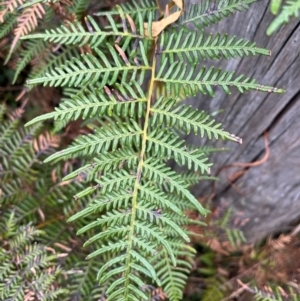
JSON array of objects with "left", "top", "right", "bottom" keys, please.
[{"left": 123, "top": 38, "right": 157, "bottom": 299}]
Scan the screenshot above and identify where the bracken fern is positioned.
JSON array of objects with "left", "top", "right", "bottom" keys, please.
[{"left": 1, "top": 0, "right": 284, "bottom": 300}]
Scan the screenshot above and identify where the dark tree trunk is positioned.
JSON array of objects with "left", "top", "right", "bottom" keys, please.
[{"left": 164, "top": 0, "right": 300, "bottom": 242}]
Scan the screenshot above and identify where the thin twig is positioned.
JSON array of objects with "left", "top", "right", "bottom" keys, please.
[{"left": 211, "top": 131, "right": 270, "bottom": 197}]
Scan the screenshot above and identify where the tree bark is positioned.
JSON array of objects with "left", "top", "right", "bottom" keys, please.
[{"left": 165, "top": 0, "right": 300, "bottom": 242}]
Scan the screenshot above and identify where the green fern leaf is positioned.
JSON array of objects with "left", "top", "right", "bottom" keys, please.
[
  {"left": 0, "top": 217, "right": 67, "bottom": 301},
  {"left": 138, "top": 184, "right": 184, "bottom": 216},
  {"left": 95, "top": 0, "right": 158, "bottom": 18},
  {"left": 0, "top": 14, "right": 17, "bottom": 39},
  {"left": 13, "top": 39, "right": 47, "bottom": 84},
  {"left": 26, "top": 45, "right": 150, "bottom": 87},
  {"left": 152, "top": 241, "right": 196, "bottom": 301},
  {"left": 70, "top": 0, "right": 89, "bottom": 19},
  {"left": 147, "top": 129, "right": 212, "bottom": 174},
  {"left": 69, "top": 191, "right": 132, "bottom": 220},
  {"left": 75, "top": 170, "right": 136, "bottom": 200},
  {"left": 151, "top": 97, "right": 242, "bottom": 142},
  {"left": 43, "top": 121, "right": 142, "bottom": 163},
  {"left": 267, "top": 0, "right": 300, "bottom": 35},
  {"left": 62, "top": 148, "right": 139, "bottom": 181},
  {"left": 26, "top": 81, "right": 147, "bottom": 125},
  {"left": 178, "top": 0, "right": 257, "bottom": 29},
  {"left": 156, "top": 61, "right": 285, "bottom": 96},
  {"left": 22, "top": 14, "right": 153, "bottom": 47},
  {"left": 143, "top": 159, "right": 207, "bottom": 215},
  {"left": 27, "top": 46, "right": 81, "bottom": 87},
  {"left": 159, "top": 30, "right": 270, "bottom": 64},
  {"left": 18, "top": 0, "right": 59, "bottom": 9}
]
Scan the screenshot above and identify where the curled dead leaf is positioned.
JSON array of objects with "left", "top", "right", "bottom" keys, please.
[{"left": 144, "top": 0, "right": 183, "bottom": 37}]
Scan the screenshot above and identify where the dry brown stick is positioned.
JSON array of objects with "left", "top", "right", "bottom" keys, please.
[
  {"left": 220, "top": 281, "right": 249, "bottom": 301},
  {"left": 211, "top": 132, "right": 270, "bottom": 197}
]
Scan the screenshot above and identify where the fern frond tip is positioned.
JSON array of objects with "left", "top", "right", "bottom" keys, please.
[{"left": 25, "top": 112, "right": 54, "bottom": 127}]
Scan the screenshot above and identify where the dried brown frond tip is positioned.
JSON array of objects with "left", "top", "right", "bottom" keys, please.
[
  {"left": 0, "top": 0, "right": 24, "bottom": 22},
  {"left": 10, "top": 4, "right": 45, "bottom": 54},
  {"left": 33, "top": 132, "right": 60, "bottom": 154}
]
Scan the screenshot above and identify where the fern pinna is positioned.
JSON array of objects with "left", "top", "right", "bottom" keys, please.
[
  {"left": 267, "top": 0, "right": 300, "bottom": 35},
  {"left": 2, "top": 0, "right": 283, "bottom": 300}
]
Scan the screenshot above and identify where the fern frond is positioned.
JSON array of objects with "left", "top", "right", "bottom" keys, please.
[
  {"left": 63, "top": 148, "right": 139, "bottom": 182},
  {"left": 70, "top": 190, "right": 133, "bottom": 220},
  {"left": 10, "top": 3, "right": 45, "bottom": 55},
  {"left": 0, "top": 118, "right": 21, "bottom": 149},
  {"left": 70, "top": 0, "right": 88, "bottom": 19},
  {"left": 134, "top": 223, "right": 177, "bottom": 259},
  {"left": 94, "top": 170, "right": 137, "bottom": 194},
  {"left": 147, "top": 129, "right": 212, "bottom": 174},
  {"left": 13, "top": 39, "right": 47, "bottom": 83},
  {"left": 152, "top": 240, "right": 195, "bottom": 301},
  {"left": 159, "top": 30, "right": 270, "bottom": 64},
  {"left": 253, "top": 284, "right": 300, "bottom": 301},
  {"left": 0, "top": 107, "right": 49, "bottom": 193},
  {"left": 95, "top": 0, "right": 159, "bottom": 18},
  {"left": 143, "top": 158, "right": 189, "bottom": 193},
  {"left": 213, "top": 207, "right": 247, "bottom": 248},
  {"left": 225, "top": 228, "right": 246, "bottom": 247},
  {"left": 267, "top": 0, "right": 300, "bottom": 35},
  {"left": 143, "top": 158, "right": 207, "bottom": 215},
  {"left": 151, "top": 97, "right": 242, "bottom": 142},
  {"left": 1, "top": 126, "right": 43, "bottom": 180},
  {"left": 270, "top": 0, "right": 283, "bottom": 14},
  {"left": 26, "top": 44, "right": 151, "bottom": 87},
  {"left": 201, "top": 277, "right": 228, "bottom": 301},
  {"left": 0, "top": 217, "right": 67, "bottom": 301},
  {"left": 27, "top": 81, "right": 147, "bottom": 125},
  {"left": 178, "top": 0, "right": 257, "bottom": 29},
  {"left": 43, "top": 121, "right": 142, "bottom": 163},
  {"left": 68, "top": 173, "right": 199, "bottom": 301},
  {"left": 33, "top": 131, "right": 60, "bottom": 155},
  {"left": 7, "top": 148, "right": 38, "bottom": 180},
  {"left": 22, "top": 13, "right": 153, "bottom": 47},
  {"left": 80, "top": 211, "right": 132, "bottom": 236},
  {"left": 17, "top": 1, "right": 285, "bottom": 299},
  {"left": 71, "top": 170, "right": 135, "bottom": 202},
  {"left": 75, "top": 238, "right": 162, "bottom": 301},
  {"left": 156, "top": 61, "right": 285, "bottom": 96},
  {"left": 0, "top": 105, "right": 5, "bottom": 121},
  {"left": 18, "top": 0, "right": 59, "bottom": 9},
  {"left": 28, "top": 45, "right": 80, "bottom": 85},
  {"left": 137, "top": 205, "right": 191, "bottom": 235},
  {"left": 67, "top": 259, "right": 103, "bottom": 301},
  {"left": 138, "top": 184, "right": 184, "bottom": 216},
  {"left": 51, "top": 84, "right": 100, "bottom": 132},
  {"left": 178, "top": 171, "right": 218, "bottom": 188},
  {"left": 0, "top": 179, "right": 26, "bottom": 205},
  {"left": 2, "top": 124, "right": 42, "bottom": 158},
  {"left": 0, "top": 14, "right": 17, "bottom": 39}
]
